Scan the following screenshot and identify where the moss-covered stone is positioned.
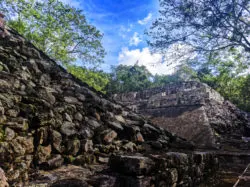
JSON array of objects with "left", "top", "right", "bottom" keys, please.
[
  {"left": 74, "top": 154, "right": 96, "bottom": 165},
  {"left": 64, "top": 155, "right": 76, "bottom": 164},
  {"left": 19, "top": 103, "right": 37, "bottom": 115},
  {"left": 0, "top": 125, "right": 4, "bottom": 142}
]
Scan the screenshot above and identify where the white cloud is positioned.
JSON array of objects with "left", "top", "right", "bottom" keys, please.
[
  {"left": 138, "top": 13, "right": 152, "bottom": 25},
  {"left": 120, "top": 24, "right": 133, "bottom": 33},
  {"left": 118, "top": 47, "right": 166, "bottom": 74},
  {"left": 119, "top": 24, "right": 134, "bottom": 39},
  {"left": 126, "top": 24, "right": 133, "bottom": 32},
  {"left": 118, "top": 44, "right": 196, "bottom": 75},
  {"left": 129, "top": 32, "right": 142, "bottom": 46},
  {"left": 120, "top": 34, "right": 126, "bottom": 39}
]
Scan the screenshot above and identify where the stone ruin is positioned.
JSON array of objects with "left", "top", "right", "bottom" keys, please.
[
  {"left": 112, "top": 82, "right": 250, "bottom": 150},
  {"left": 0, "top": 27, "right": 220, "bottom": 186},
  {"left": 1, "top": 26, "right": 250, "bottom": 186}
]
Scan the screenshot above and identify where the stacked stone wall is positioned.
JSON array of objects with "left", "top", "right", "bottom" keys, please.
[
  {"left": 113, "top": 82, "right": 250, "bottom": 149},
  {"left": 0, "top": 29, "right": 218, "bottom": 186}
]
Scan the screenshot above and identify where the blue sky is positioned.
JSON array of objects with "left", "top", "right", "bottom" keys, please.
[
  {"left": 61, "top": 0, "right": 197, "bottom": 75},
  {"left": 62, "top": 0, "right": 161, "bottom": 71},
  {"left": 77, "top": 0, "right": 250, "bottom": 75},
  {"left": 82, "top": 0, "right": 160, "bottom": 71}
]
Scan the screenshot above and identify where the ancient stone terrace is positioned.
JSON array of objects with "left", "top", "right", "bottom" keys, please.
[
  {"left": 113, "top": 82, "right": 250, "bottom": 150},
  {"left": 0, "top": 25, "right": 249, "bottom": 186},
  {"left": 0, "top": 27, "right": 220, "bottom": 187}
]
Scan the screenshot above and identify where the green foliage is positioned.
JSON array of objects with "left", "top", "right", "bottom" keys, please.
[
  {"left": 148, "top": 0, "right": 250, "bottom": 54},
  {"left": 147, "top": 0, "right": 250, "bottom": 112},
  {"left": 106, "top": 65, "right": 153, "bottom": 94},
  {"left": 0, "top": 0, "right": 107, "bottom": 93},
  {"left": 152, "top": 65, "right": 197, "bottom": 87},
  {"left": 66, "top": 65, "right": 110, "bottom": 93},
  {"left": 105, "top": 62, "right": 250, "bottom": 112},
  {"left": 196, "top": 57, "right": 250, "bottom": 112},
  {"left": 1, "top": 0, "right": 105, "bottom": 66},
  {"left": 240, "top": 75, "right": 250, "bottom": 111},
  {"left": 105, "top": 64, "right": 197, "bottom": 94},
  {"left": 152, "top": 74, "right": 178, "bottom": 87},
  {"left": 0, "top": 125, "right": 4, "bottom": 142}
]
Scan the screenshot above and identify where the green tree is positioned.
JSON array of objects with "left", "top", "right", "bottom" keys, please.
[
  {"left": 1, "top": 0, "right": 105, "bottom": 66},
  {"left": 148, "top": 0, "right": 250, "bottom": 55},
  {"left": 105, "top": 64, "right": 200, "bottom": 94},
  {"left": 240, "top": 75, "right": 250, "bottom": 111},
  {"left": 66, "top": 65, "right": 110, "bottom": 93},
  {"left": 106, "top": 64, "right": 153, "bottom": 94},
  {"left": 196, "top": 56, "right": 250, "bottom": 112},
  {"left": 152, "top": 65, "right": 198, "bottom": 87},
  {"left": 0, "top": 0, "right": 108, "bottom": 93},
  {"left": 152, "top": 74, "right": 176, "bottom": 87}
]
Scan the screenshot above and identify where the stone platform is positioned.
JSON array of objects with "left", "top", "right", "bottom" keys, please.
[
  {"left": 113, "top": 82, "right": 250, "bottom": 149},
  {"left": 0, "top": 28, "right": 218, "bottom": 186}
]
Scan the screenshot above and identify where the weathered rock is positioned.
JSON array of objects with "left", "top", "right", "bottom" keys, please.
[
  {"left": 64, "top": 96, "right": 79, "bottom": 104},
  {"left": 115, "top": 115, "right": 126, "bottom": 124},
  {"left": 66, "top": 139, "right": 80, "bottom": 156},
  {"left": 87, "top": 119, "right": 101, "bottom": 129},
  {"left": 0, "top": 142, "right": 10, "bottom": 162},
  {"left": 122, "top": 142, "right": 137, "bottom": 152},
  {"left": 6, "top": 109, "right": 18, "bottom": 117},
  {"left": 76, "top": 93, "right": 86, "bottom": 102},
  {"left": 0, "top": 167, "right": 9, "bottom": 187},
  {"left": 5, "top": 120, "right": 28, "bottom": 132},
  {"left": 74, "top": 154, "right": 96, "bottom": 165},
  {"left": 51, "top": 179, "right": 88, "bottom": 187},
  {"left": 136, "top": 132, "right": 144, "bottom": 143},
  {"left": 98, "top": 157, "right": 109, "bottom": 164},
  {"left": 0, "top": 79, "right": 11, "bottom": 89},
  {"left": 4, "top": 127, "right": 15, "bottom": 141},
  {"left": 10, "top": 136, "right": 34, "bottom": 156},
  {"left": 102, "top": 130, "right": 117, "bottom": 144},
  {"left": 52, "top": 130, "right": 63, "bottom": 153},
  {"left": 109, "top": 155, "right": 155, "bottom": 175},
  {"left": 36, "top": 145, "right": 52, "bottom": 163},
  {"left": 87, "top": 175, "right": 117, "bottom": 187},
  {"left": 107, "top": 121, "right": 124, "bottom": 131},
  {"left": 0, "top": 106, "right": 4, "bottom": 115},
  {"left": 26, "top": 165, "right": 95, "bottom": 186},
  {"left": 37, "top": 127, "right": 49, "bottom": 145},
  {"left": 79, "top": 127, "right": 94, "bottom": 139},
  {"left": 81, "top": 139, "right": 93, "bottom": 153},
  {"left": 74, "top": 112, "right": 83, "bottom": 121},
  {"left": 63, "top": 113, "right": 72, "bottom": 122},
  {"left": 40, "top": 154, "right": 64, "bottom": 170},
  {"left": 37, "top": 87, "right": 56, "bottom": 105},
  {"left": 151, "top": 141, "right": 163, "bottom": 149},
  {"left": 95, "top": 112, "right": 101, "bottom": 121},
  {"left": 0, "top": 115, "right": 6, "bottom": 124},
  {"left": 60, "top": 122, "right": 77, "bottom": 136}
]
